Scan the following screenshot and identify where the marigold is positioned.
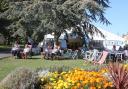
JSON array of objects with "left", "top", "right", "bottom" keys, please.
[
  {"left": 90, "top": 86, "right": 96, "bottom": 89},
  {"left": 39, "top": 68, "right": 113, "bottom": 89}
]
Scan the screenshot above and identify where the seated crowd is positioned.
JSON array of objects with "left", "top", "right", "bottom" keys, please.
[
  {"left": 109, "top": 45, "right": 128, "bottom": 61},
  {"left": 42, "top": 42, "right": 62, "bottom": 59},
  {"left": 11, "top": 41, "right": 32, "bottom": 59},
  {"left": 84, "top": 45, "right": 128, "bottom": 62},
  {"left": 11, "top": 40, "right": 128, "bottom": 62}
]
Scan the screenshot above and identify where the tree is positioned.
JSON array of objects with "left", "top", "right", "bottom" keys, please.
[
  {"left": 0, "top": 0, "right": 110, "bottom": 44},
  {"left": 0, "top": 0, "right": 9, "bottom": 13},
  {"left": 0, "top": 0, "right": 12, "bottom": 44}
]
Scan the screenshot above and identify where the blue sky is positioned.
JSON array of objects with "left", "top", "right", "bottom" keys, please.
[{"left": 94, "top": 0, "right": 128, "bottom": 36}]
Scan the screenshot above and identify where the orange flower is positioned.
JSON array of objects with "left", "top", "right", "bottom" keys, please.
[
  {"left": 71, "top": 86, "right": 77, "bottom": 89},
  {"left": 76, "top": 82, "right": 81, "bottom": 88},
  {"left": 90, "top": 86, "right": 96, "bottom": 89},
  {"left": 108, "top": 82, "right": 113, "bottom": 87},
  {"left": 39, "top": 68, "right": 113, "bottom": 89},
  {"left": 104, "top": 82, "right": 110, "bottom": 88},
  {"left": 82, "top": 80, "right": 88, "bottom": 85}
]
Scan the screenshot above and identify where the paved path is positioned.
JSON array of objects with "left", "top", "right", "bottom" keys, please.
[{"left": 0, "top": 53, "right": 11, "bottom": 59}]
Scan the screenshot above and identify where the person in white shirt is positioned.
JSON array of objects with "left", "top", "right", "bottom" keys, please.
[
  {"left": 21, "top": 43, "right": 32, "bottom": 59},
  {"left": 52, "top": 43, "right": 61, "bottom": 58},
  {"left": 11, "top": 41, "right": 20, "bottom": 56},
  {"left": 43, "top": 42, "right": 53, "bottom": 59},
  {"left": 124, "top": 46, "right": 128, "bottom": 59}
]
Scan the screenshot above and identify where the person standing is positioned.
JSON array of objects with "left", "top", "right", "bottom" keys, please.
[
  {"left": 111, "top": 45, "right": 117, "bottom": 62},
  {"left": 124, "top": 46, "right": 128, "bottom": 59}
]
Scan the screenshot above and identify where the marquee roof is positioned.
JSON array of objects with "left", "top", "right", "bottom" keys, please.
[{"left": 89, "top": 28, "right": 125, "bottom": 41}]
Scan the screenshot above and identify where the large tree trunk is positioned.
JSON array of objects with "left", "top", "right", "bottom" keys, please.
[
  {"left": 4, "top": 37, "right": 10, "bottom": 45},
  {"left": 54, "top": 34, "right": 59, "bottom": 45},
  {"left": 54, "top": 32, "right": 61, "bottom": 46}
]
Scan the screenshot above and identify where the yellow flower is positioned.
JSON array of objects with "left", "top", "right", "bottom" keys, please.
[
  {"left": 50, "top": 78, "right": 56, "bottom": 82},
  {"left": 97, "top": 85, "right": 101, "bottom": 89},
  {"left": 39, "top": 68, "right": 113, "bottom": 89},
  {"left": 96, "top": 78, "right": 101, "bottom": 83},
  {"left": 41, "top": 78, "right": 44, "bottom": 81},
  {"left": 61, "top": 72, "right": 66, "bottom": 75}
]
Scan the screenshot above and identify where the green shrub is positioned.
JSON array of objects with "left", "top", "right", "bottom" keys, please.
[
  {"left": 35, "top": 65, "right": 71, "bottom": 88},
  {"left": 49, "top": 65, "right": 71, "bottom": 73},
  {"left": 36, "top": 65, "right": 71, "bottom": 74},
  {"left": 0, "top": 67, "right": 39, "bottom": 89}
]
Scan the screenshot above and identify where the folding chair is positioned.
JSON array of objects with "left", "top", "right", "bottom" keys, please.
[
  {"left": 62, "top": 49, "right": 73, "bottom": 59},
  {"left": 84, "top": 51, "right": 93, "bottom": 60},
  {"left": 93, "top": 51, "right": 109, "bottom": 65},
  {"left": 72, "top": 50, "right": 78, "bottom": 59},
  {"left": 84, "top": 49, "right": 98, "bottom": 61},
  {"left": 116, "top": 52, "right": 123, "bottom": 61}
]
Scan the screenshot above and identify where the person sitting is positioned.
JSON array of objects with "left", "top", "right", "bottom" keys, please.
[
  {"left": 51, "top": 42, "right": 61, "bottom": 59},
  {"left": 21, "top": 43, "right": 32, "bottom": 59},
  {"left": 44, "top": 43, "right": 53, "bottom": 59},
  {"left": 52, "top": 46, "right": 60, "bottom": 55},
  {"left": 11, "top": 41, "right": 20, "bottom": 57}
]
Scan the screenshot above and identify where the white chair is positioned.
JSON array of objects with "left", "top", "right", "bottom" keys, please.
[
  {"left": 116, "top": 52, "right": 123, "bottom": 61},
  {"left": 32, "top": 47, "right": 41, "bottom": 55},
  {"left": 80, "top": 49, "right": 86, "bottom": 58},
  {"left": 124, "top": 50, "right": 128, "bottom": 58},
  {"left": 72, "top": 50, "right": 78, "bottom": 59},
  {"left": 63, "top": 49, "right": 73, "bottom": 59},
  {"left": 84, "top": 49, "right": 99, "bottom": 61},
  {"left": 84, "top": 51, "right": 93, "bottom": 61},
  {"left": 94, "top": 52, "right": 102, "bottom": 61},
  {"left": 93, "top": 51, "right": 109, "bottom": 65}
]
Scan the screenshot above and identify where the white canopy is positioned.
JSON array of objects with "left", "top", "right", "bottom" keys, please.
[
  {"left": 89, "top": 28, "right": 125, "bottom": 50},
  {"left": 44, "top": 34, "right": 54, "bottom": 39},
  {"left": 90, "top": 28, "right": 125, "bottom": 41}
]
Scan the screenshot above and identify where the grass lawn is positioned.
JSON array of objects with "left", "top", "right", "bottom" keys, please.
[{"left": 0, "top": 56, "right": 102, "bottom": 81}]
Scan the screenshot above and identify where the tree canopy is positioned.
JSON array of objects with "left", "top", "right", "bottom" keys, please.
[{"left": 0, "top": 0, "right": 110, "bottom": 43}]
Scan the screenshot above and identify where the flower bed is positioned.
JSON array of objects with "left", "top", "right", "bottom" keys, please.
[
  {"left": 1, "top": 62, "right": 128, "bottom": 89},
  {"left": 39, "top": 68, "right": 113, "bottom": 89}
]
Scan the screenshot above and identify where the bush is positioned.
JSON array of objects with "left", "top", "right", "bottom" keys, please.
[
  {"left": 49, "top": 65, "right": 71, "bottom": 73},
  {"left": 0, "top": 67, "right": 39, "bottom": 89},
  {"left": 0, "top": 66, "right": 71, "bottom": 89},
  {"left": 35, "top": 65, "right": 71, "bottom": 89}
]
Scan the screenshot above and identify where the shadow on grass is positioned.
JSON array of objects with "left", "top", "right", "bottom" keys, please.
[
  {"left": 43, "top": 58, "right": 82, "bottom": 61},
  {"left": 15, "top": 57, "right": 41, "bottom": 60},
  {"left": 28, "top": 57, "right": 41, "bottom": 60},
  {"left": 42, "top": 56, "right": 84, "bottom": 60}
]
